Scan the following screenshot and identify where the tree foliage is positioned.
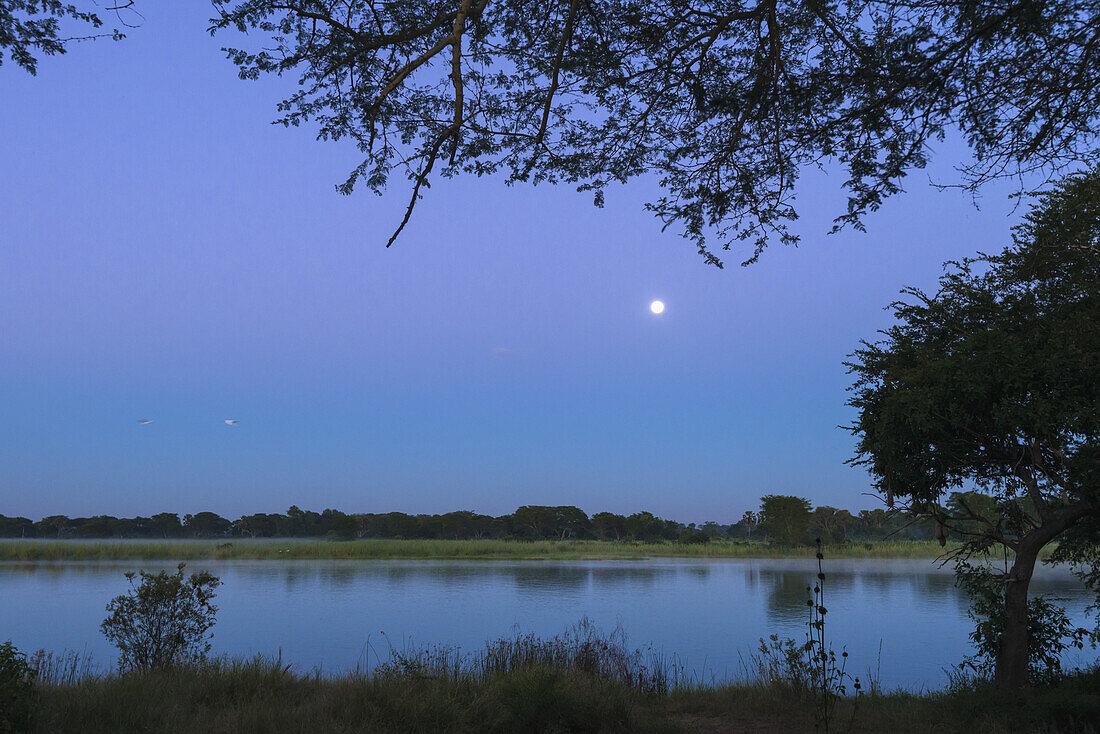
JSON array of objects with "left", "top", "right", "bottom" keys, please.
[
  {"left": 846, "top": 169, "right": 1100, "bottom": 687},
  {"left": 211, "top": 0, "right": 1100, "bottom": 265},
  {"left": 0, "top": 641, "right": 37, "bottom": 733},
  {"left": 809, "top": 506, "right": 856, "bottom": 544},
  {"left": 1, "top": 499, "right": 949, "bottom": 541},
  {"left": 957, "top": 565, "right": 1095, "bottom": 685},
  {"left": 758, "top": 494, "right": 812, "bottom": 545},
  {"left": 0, "top": 1, "right": 134, "bottom": 75},
  {"left": 100, "top": 564, "right": 222, "bottom": 672}
]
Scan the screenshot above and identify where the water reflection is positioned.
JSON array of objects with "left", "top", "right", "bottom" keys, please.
[
  {"left": 589, "top": 564, "right": 667, "bottom": 588},
  {"left": 511, "top": 565, "right": 590, "bottom": 592},
  {"left": 759, "top": 569, "right": 814, "bottom": 624}
]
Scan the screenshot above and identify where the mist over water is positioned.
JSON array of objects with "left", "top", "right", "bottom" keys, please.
[{"left": 2, "top": 558, "right": 1094, "bottom": 690}]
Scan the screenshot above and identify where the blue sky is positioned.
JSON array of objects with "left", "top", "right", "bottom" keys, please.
[{"left": 0, "top": 3, "right": 1030, "bottom": 522}]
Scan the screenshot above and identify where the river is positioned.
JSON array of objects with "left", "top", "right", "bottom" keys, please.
[{"left": 1, "top": 557, "right": 1094, "bottom": 690}]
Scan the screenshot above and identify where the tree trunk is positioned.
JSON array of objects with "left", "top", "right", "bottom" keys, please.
[{"left": 995, "top": 543, "right": 1039, "bottom": 689}]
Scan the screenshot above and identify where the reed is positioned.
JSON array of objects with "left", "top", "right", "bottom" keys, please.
[
  {"left": 377, "top": 619, "right": 680, "bottom": 695},
  {"left": 26, "top": 649, "right": 99, "bottom": 687}
]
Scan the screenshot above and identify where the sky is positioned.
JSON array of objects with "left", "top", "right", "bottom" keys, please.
[{"left": 0, "top": 4, "right": 1034, "bottom": 522}]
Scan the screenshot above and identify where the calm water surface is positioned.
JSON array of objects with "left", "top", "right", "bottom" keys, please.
[{"left": 1, "top": 558, "right": 1094, "bottom": 690}]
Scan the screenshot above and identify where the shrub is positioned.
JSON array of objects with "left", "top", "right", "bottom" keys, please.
[
  {"left": 957, "top": 563, "right": 1097, "bottom": 685},
  {"left": 0, "top": 641, "right": 38, "bottom": 733},
  {"left": 744, "top": 634, "right": 815, "bottom": 689},
  {"left": 101, "top": 563, "right": 221, "bottom": 672}
]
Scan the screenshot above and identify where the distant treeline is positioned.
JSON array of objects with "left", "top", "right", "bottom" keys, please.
[{"left": 0, "top": 493, "right": 991, "bottom": 544}]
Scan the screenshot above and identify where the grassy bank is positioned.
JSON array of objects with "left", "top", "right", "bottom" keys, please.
[
  {"left": 18, "top": 620, "right": 1096, "bottom": 733},
  {"left": 29, "top": 657, "right": 1099, "bottom": 733},
  {"left": 0, "top": 538, "right": 967, "bottom": 562}
]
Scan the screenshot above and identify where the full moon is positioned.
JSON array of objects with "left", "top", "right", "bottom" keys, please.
[{"left": 649, "top": 300, "right": 665, "bottom": 315}]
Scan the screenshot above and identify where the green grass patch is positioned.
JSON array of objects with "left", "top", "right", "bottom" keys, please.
[{"left": 0, "top": 538, "right": 967, "bottom": 562}]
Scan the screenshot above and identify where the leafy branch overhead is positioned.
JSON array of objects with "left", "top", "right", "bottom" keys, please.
[
  {"left": 0, "top": 1, "right": 139, "bottom": 75},
  {"left": 211, "top": 0, "right": 1100, "bottom": 265}
]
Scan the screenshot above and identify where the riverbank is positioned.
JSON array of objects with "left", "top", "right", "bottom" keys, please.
[
  {"left": 28, "top": 657, "right": 1099, "bottom": 733},
  {"left": 0, "top": 538, "right": 968, "bottom": 562}
]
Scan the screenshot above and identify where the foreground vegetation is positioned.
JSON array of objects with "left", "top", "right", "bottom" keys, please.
[
  {"left": 0, "top": 538, "right": 973, "bottom": 562},
  {"left": 24, "top": 654, "right": 1099, "bottom": 734}
]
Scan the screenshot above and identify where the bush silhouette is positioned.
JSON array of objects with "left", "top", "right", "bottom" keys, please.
[
  {"left": 0, "top": 641, "right": 38, "bottom": 732},
  {"left": 101, "top": 563, "right": 221, "bottom": 672}
]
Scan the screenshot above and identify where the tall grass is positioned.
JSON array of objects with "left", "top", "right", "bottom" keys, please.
[
  {"left": 35, "top": 656, "right": 676, "bottom": 734},
  {"left": 33, "top": 623, "right": 684, "bottom": 734},
  {"left": 31, "top": 645, "right": 1100, "bottom": 733},
  {"left": 379, "top": 619, "right": 681, "bottom": 695},
  {"left": 27, "top": 649, "right": 99, "bottom": 686},
  {"left": 0, "top": 538, "right": 968, "bottom": 562}
]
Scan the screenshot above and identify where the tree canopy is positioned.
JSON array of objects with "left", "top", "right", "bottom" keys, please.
[
  {"left": 846, "top": 169, "right": 1100, "bottom": 687},
  {"left": 758, "top": 494, "right": 812, "bottom": 545},
  {"left": 0, "top": 497, "right": 942, "bottom": 541},
  {"left": 211, "top": 0, "right": 1100, "bottom": 265},
  {"left": 0, "top": 1, "right": 134, "bottom": 74}
]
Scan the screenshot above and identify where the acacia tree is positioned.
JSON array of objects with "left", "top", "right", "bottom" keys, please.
[
  {"left": 846, "top": 170, "right": 1100, "bottom": 689},
  {"left": 211, "top": 0, "right": 1100, "bottom": 265},
  {"left": 0, "top": 1, "right": 136, "bottom": 74}
]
